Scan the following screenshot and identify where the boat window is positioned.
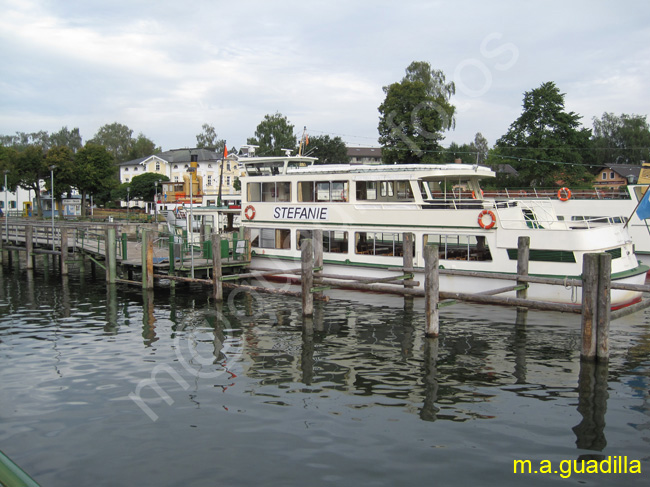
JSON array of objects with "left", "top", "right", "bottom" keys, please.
[
  {"left": 317, "top": 182, "right": 330, "bottom": 201},
  {"left": 247, "top": 182, "right": 262, "bottom": 202},
  {"left": 297, "top": 229, "right": 312, "bottom": 249},
  {"left": 260, "top": 182, "right": 291, "bottom": 202},
  {"left": 331, "top": 181, "right": 348, "bottom": 202},
  {"left": 298, "top": 181, "right": 315, "bottom": 202},
  {"left": 355, "top": 232, "right": 403, "bottom": 257},
  {"left": 356, "top": 181, "right": 377, "bottom": 200},
  {"left": 424, "top": 234, "right": 492, "bottom": 261},
  {"left": 380, "top": 181, "right": 394, "bottom": 197},
  {"left": 250, "top": 228, "right": 291, "bottom": 249},
  {"left": 396, "top": 181, "right": 413, "bottom": 200},
  {"left": 323, "top": 230, "right": 348, "bottom": 253}
]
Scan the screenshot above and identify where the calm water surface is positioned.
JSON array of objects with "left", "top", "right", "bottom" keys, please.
[{"left": 0, "top": 257, "right": 648, "bottom": 486}]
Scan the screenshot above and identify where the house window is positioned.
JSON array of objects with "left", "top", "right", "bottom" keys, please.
[
  {"left": 124, "top": 168, "right": 129, "bottom": 172},
  {"left": 227, "top": 163, "right": 231, "bottom": 171},
  {"left": 174, "top": 176, "right": 179, "bottom": 182},
  {"left": 226, "top": 176, "right": 231, "bottom": 186},
  {"left": 610, "top": 171, "right": 615, "bottom": 179},
  {"left": 602, "top": 173, "right": 607, "bottom": 180},
  {"left": 207, "top": 175, "right": 212, "bottom": 186},
  {"left": 174, "top": 165, "right": 178, "bottom": 169},
  {"left": 155, "top": 162, "right": 160, "bottom": 171},
  {"left": 134, "top": 167, "right": 138, "bottom": 172}
]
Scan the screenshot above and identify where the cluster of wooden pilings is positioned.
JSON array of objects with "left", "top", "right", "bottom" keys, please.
[{"left": 2, "top": 221, "right": 650, "bottom": 363}]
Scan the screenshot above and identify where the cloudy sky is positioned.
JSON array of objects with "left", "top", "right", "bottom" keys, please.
[{"left": 2, "top": 0, "right": 649, "bottom": 152}]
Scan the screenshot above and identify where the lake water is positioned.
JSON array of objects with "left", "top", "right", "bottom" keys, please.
[{"left": 0, "top": 256, "right": 648, "bottom": 486}]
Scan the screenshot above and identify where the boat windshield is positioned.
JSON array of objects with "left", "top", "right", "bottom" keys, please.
[{"left": 419, "top": 178, "right": 478, "bottom": 200}]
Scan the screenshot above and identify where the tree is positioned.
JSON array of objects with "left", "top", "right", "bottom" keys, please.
[
  {"left": 129, "top": 133, "right": 160, "bottom": 160},
  {"left": 247, "top": 113, "right": 297, "bottom": 156},
  {"left": 89, "top": 122, "right": 134, "bottom": 163},
  {"left": 305, "top": 134, "right": 348, "bottom": 163},
  {"left": 591, "top": 113, "right": 650, "bottom": 165},
  {"left": 378, "top": 61, "right": 456, "bottom": 164},
  {"left": 474, "top": 133, "right": 489, "bottom": 165},
  {"left": 493, "top": 82, "right": 592, "bottom": 188},
  {"left": 196, "top": 123, "right": 226, "bottom": 152},
  {"left": 74, "top": 143, "right": 117, "bottom": 216},
  {"left": 45, "top": 146, "right": 76, "bottom": 213},
  {"left": 129, "top": 172, "right": 170, "bottom": 201},
  {"left": 11, "top": 146, "right": 49, "bottom": 217},
  {"left": 50, "top": 127, "right": 83, "bottom": 152}
]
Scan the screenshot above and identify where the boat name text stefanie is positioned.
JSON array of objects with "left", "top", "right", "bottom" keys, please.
[{"left": 273, "top": 206, "right": 329, "bottom": 220}]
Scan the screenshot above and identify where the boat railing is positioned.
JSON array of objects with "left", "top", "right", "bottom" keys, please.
[{"left": 483, "top": 188, "right": 632, "bottom": 200}]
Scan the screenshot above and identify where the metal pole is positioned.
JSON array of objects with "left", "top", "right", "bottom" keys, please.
[
  {"left": 154, "top": 180, "right": 158, "bottom": 222},
  {"left": 127, "top": 187, "right": 130, "bottom": 221},
  {"left": 4, "top": 171, "right": 8, "bottom": 242},
  {"left": 189, "top": 169, "right": 194, "bottom": 278},
  {"left": 49, "top": 165, "right": 56, "bottom": 250}
]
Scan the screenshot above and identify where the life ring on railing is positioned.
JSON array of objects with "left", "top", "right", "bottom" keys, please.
[
  {"left": 244, "top": 205, "right": 256, "bottom": 220},
  {"left": 472, "top": 189, "right": 484, "bottom": 199},
  {"left": 478, "top": 209, "right": 496, "bottom": 229},
  {"left": 557, "top": 187, "right": 571, "bottom": 201}
]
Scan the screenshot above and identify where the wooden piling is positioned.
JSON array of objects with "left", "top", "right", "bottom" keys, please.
[
  {"left": 580, "top": 253, "right": 599, "bottom": 361},
  {"left": 60, "top": 226, "right": 69, "bottom": 275},
  {"left": 301, "top": 238, "right": 314, "bottom": 316},
  {"left": 596, "top": 253, "right": 611, "bottom": 361},
  {"left": 25, "top": 224, "right": 34, "bottom": 270},
  {"left": 424, "top": 243, "right": 439, "bottom": 337},
  {"left": 313, "top": 229, "right": 323, "bottom": 300},
  {"left": 105, "top": 227, "right": 116, "bottom": 284},
  {"left": 516, "top": 236, "right": 530, "bottom": 300},
  {"left": 141, "top": 229, "right": 154, "bottom": 289},
  {"left": 212, "top": 233, "right": 223, "bottom": 301},
  {"left": 403, "top": 232, "right": 415, "bottom": 289}
]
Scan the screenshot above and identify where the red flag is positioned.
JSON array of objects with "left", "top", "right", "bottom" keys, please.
[{"left": 223, "top": 144, "right": 228, "bottom": 158}]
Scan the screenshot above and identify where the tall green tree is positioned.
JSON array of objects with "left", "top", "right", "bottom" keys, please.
[
  {"left": 74, "top": 143, "right": 117, "bottom": 216},
  {"left": 45, "top": 146, "right": 76, "bottom": 213},
  {"left": 591, "top": 113, "right": 650, "bottom": 165},
  {"left": 378, "top": 61, "right": 456, "bottom": 164},
  {"left": 50, "top": 127, "right": 83, "bottom": 152},
  {"left": 11, "top": 146, "right": 49, "bottom": 217},
  {"left": 493, "top": 82, "right": 592, "bottom": 187},
  {"left": 89, "top": 122, "right": 134, "bottom": 163},
  {"left": 247, "top": 113, "right": 297, "bottom": 156},
  {"left": 196, "top": 123, "right": 226, "bottom": 152},
  {"left": 129, "top": 133, "right": 160, "bottom": 160},
  {"left": 305, "top": 134, "right": 348, "bottom": 164}
]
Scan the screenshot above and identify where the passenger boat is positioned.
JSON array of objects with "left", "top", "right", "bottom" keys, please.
[
  {"left": 169, "top": 150, "right": 647, "bottom": 308},
  {"left": 484, "top": 183, "right": 650, "bottom": 267}
]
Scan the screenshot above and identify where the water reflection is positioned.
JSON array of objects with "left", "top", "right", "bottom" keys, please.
[{"left": 572, "top": 361, "right": 608, "bottom": 451}]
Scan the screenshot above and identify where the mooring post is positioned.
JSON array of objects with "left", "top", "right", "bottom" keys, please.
[
  {"left": 403, "top": 232, "right": 415, "bottom": 288},
  {"left": 424, "top": 243, "right": 439, "bottom": 337},
  {"left": 121, "top": 232, "right": 128, "bottom": 260},
  {"left": 301, "top": 238, "right": 314, "bottom": 317},
  {"left": 313, "top": 229, "right": 323, "bottom": 300},
  {"left": 105, "top": 227, "right": 116, "bottom": 284},
  {"left": 596, "top": 253, "right": 611, "bottom": 362},
  {"left": 60, "top": 226, "right": 69, "bottom": 275},
  {"left": 212, "top": 233, "right": 223, "bottom": 301},
  {"left": 243, "top": 227, "right": 252, "bottom": 261},
  {"left": 25, "top": 224, "right": 34, "bottom": 270},
  {"left": 141, "top": 229, "right": 154, "bottom": 289},
  {"left": 516, "top": 236, "right": 530, "bottom": 300},
  {"left": 580, "top": 253, "right": 599, "bottom": 361}
]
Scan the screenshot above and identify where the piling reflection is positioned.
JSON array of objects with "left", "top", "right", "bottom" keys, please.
[
  {"left": 572, "top": 361, "right": 609, "bottom": 451},
  {"left": 142, "top": 289, "right": 158, "bottom": 346}
]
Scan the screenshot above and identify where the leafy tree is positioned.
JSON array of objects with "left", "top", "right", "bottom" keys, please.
[
  {"left": 474, "top": 133, "right": 489, "bottom": 165},
  {"left": 378, "top": 61, "right": 456, "bottom": 164},
  {"left": 50, "top": 127, "right": 83, "bottom": 152},
  {"left": 129, "top": 133, "right": 160, "bottom": 160},
  {"left": 11, "top": 146, "right": 49, "bottom": 217},
  {"left": 591, "top": 113, "right": 650, "bottom": 165},
  {"left": 128, "top": 172, "right": 170, "bottom": 201},
  {"left": 493, "top": 82, "right": 592, "bottom": 188},
  {"left": 305, "top": 134, "right": 348, "bottom": 163},
  {"left": 45, "top": 146, "right": 76, "bottom": 213},
  {"left": 196, "top": 123, "right": 226, "bottom": 152},
  {"left": 247, "top": 113, "right": 297, "bottom": 156},
  {"left": 89, "top": 122, "right": 134, "bottom": 163},
  {"left": 74, "top": 143, "right": 117, "bottom": 216},
  {"left": 0, "top": 131, "right": 51, "bottom": 150}
]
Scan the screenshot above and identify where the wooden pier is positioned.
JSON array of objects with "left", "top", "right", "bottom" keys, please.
[{"left": 2, "top": 218, "right": 650, "bottom": 363}]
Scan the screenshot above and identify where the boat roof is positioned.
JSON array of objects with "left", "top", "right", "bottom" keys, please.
[{"left": 240, "top": 155, "right": 495, "bottom": 179}]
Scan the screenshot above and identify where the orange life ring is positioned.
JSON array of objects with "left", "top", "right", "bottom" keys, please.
[
  {"left": 478, "top": 209, "right": 496, "bottom": 229},
  {"left": 471, "top": 189, "right": 484, "bottom": 199},
  {"left": 557, "top": 187, "right": 571, "bottom": 201},
  {"left": 244, "top": 205, "right": 256, "bottom": 220}
]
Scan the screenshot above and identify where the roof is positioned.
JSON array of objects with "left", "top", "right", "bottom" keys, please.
[
  {"left": 120, "top": 148, "right": 221, "bottom": 166},
  {"left": 347, "top": 147, "right": 383, "bottom": 158},
  {"left": 596, "top": 163, "right": 641, "bottom": 180}
]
